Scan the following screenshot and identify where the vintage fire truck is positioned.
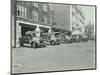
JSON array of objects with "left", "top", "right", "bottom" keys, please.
[
  {"left": 42, "top": 32, "right": 61, "bottom": 45},
  {"left": 19, "top": 31, "right": 46, "bottom": 48}
]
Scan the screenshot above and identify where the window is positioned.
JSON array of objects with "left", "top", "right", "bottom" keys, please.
[
  {"left": 34, "top": 11, "right": 38, "bottom": 21},
  {"left": 17, "top": 4, "right": 21, "bottom": 16},
  {"left": 24, "top": 8, "right": 27, "bottom": 18},
  {"left": 32, "top": 2, "right": 38, "bottom": 8},
  {"left": 32, "top": 10, "right": 38, "bottom": 21},
  {"left": 17, "top": 4, "right": 27, "bottom": 18},
  {"left": 32, "top": 10, "right": 34, "bottom": 20},
  {"left": 43, "top": 4, "right": 47, "bottom": 12},
  {"left": 21, "top": 6, "right": 24, "bottom": 17},
  {"left": 32, "top": 3, "right": 34, "bottom": 6},
  {"left": 44, "top": 15, "right": 48, "bottom": 23}
]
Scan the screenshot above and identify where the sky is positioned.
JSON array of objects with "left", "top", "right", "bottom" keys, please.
[{"left": 78, "top": 5, "right": 95, "bottom": 25}]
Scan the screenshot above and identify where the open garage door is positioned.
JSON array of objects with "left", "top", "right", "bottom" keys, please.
[
  {"left": 39, "top": 27, "right": 49, "bottom": 33},
  {"left": 19, "top": 23, "right": 37, "bottom": 36}
]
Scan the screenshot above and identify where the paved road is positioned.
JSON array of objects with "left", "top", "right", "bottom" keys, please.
[{"left": 12, "top": 40, "right": 96, "bottom": 74}]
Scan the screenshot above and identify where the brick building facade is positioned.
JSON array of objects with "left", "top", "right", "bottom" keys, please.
[{"left": 11, "top": 1, "right": 52, "bottom": 47}]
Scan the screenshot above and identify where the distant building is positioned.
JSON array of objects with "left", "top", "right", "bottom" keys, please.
[
  {"left": 70, "top": 5, "right": 85, "bottom": 34},
  {"left": 51, "top": 4, "right": 70, "bottom": 32},
  {"left": 50, "top": 4, "right": 85, "bottom": 33},
  {"left": 11, "top": 1, "right": 52, "bottom": 47}
]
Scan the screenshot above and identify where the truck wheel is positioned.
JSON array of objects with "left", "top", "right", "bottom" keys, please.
[
  {"left": 43, "top": 43, "right": 46, "bottom": 47},
  {"left": 57, "top": 41, "right": 60, "bottom": 45},
  {"left": 31, "top": 42, "right": 36, "bottom": 48},
  {"left": 51, "top": 40, "right": 55, "bottom": 45}
]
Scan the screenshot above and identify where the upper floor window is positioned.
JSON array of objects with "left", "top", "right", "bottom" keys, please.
[
  {"left": 32, "top": 10, "right": 34, "bottom": 20},
  {"left": 32, "top": 2, "right": 38, "bottom": 8},
  {"left": 24, "top": 8, "right": 27, "bottom": 18},
  {"left": 32, "top": 10, "right": 38, "bottom": 21},
  {"left": 17, "top": 4, "right": 27, "bottom": 18},
  {"left": 43, "top": 4, "right": 47, "bottom": 12},
  {"left": 17, "top": 4, "right": 21, "bottom": 16},
  {"left": 44, "top": 15, "right": 48, "bottom": 23}
]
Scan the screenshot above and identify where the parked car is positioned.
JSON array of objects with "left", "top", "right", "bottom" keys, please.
[{"left": 19, "top": 31, "right": 46, "bottom": 48}]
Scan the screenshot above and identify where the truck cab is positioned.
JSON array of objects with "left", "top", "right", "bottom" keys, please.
[{"left": 19, "top": 31, "right": 46, "bottom": 48}]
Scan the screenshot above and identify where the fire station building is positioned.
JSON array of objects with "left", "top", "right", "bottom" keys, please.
[{"left": 11, "top": 1, "right": 52, "bottom": 47}]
